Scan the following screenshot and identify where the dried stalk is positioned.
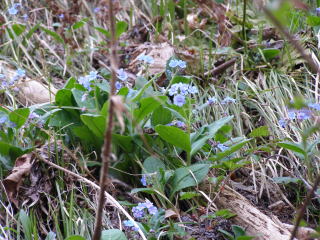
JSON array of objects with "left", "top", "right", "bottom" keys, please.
[{"left": 92, "top": 0, "right": 118, "bottom": 239}]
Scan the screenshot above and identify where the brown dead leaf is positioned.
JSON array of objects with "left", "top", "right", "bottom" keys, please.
[
  {"left": 3, "top": 153, "right": 34, "bottom": 206},
  {"left": 111, "top": 95, "right": 126, "bottom": 134},
  {"left": 186, "top": 12, "right": 207, "bottom": 30},
  {"left": 165, "top": 208, "right": 179, "bottom": 219},
  {"left": 128, "top": 42, "right": 175, "bottom": 76},
  {"left": 0, "top": 61, "right": 57, "bottom": 106}
]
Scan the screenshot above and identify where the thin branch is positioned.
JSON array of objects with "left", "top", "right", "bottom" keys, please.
[{"left": 92, "top": 0, "right": 118, "bottom": 239}]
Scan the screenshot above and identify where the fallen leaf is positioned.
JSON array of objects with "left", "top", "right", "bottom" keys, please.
[{"left": 3, "top": 153, "right": 34, "bottom": 206}]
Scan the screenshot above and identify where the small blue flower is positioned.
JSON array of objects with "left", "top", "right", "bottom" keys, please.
[
  {"left": 117, "top": 68, "right": 128, "bottom": 81},
  {"left": 179, "top": 83, "right": 189, "bottom": 95},
  {"left": 173, "top": 94, "right": 186, "bottom": 107},
  {"left": 208, "top": 97, "right": 217, "bottom": 105},
  {"left": 279, "top": 119, "right": 287, "bottom": 128},
  {"left": 217, "top": 143, "right": 229, "bottom": 152},
  {"left": 7, "top": 121, "right": 16, "bottom": 128},
  {"left": 0, "top": 115, "right": 8, "bottom": 124},
  {"left": 123, "top": 220, "right": 139, "bottom": 232},
  {"left": 175, "top": 121, "right": 186, "bottom": 128},
  {"left": 221, "top": 97, "right": 236, "bottom": 104},
  {"left": 169, "top": 59, "right": 179, "bottom": 68},
  {"left": 132, "top": 205, "right": 145, "bottom": 219},
  {"left": 94, "top": 7, "right": 100, "bottom": 13},
  {"left": 87, "top": 71, "right": 99, "bottom": 81},
  {"left": 29, "top": 112, "right": 40, "bottom": 119},
  {"left": 115, "top": 81, "right": 122, "bottom": 90},
  {"left": 308, "top": 103, "right": 320, "bottom": 111},
  {"left": 8, "top": 4, "right": 20, "bottom": 15},
  {"left": 147, "top": 206, "right": 158, "bottom": 215},
  {"left": 22, "top": 14, "right": 28, "bottom": 20},
  {"left": 168, "top": 84, "right": 179, "bottom": 96},
  {"left": 288, "top": 110, "right": 296, "bottom": 120},
  {"left": 78, "top": 76, "right": 91, "bottom": 90},
  {"left": 296, "top": 110, "right": 311, "bottom": 120},
  {"left": 58, "top": 14, "right": 64, "bottom": 19},
  {"left": 188, "top": 85, "right": 198, "bottom": 94},
  {"left": 140, "top": 175, "right": 147, "bottom": 186},
  {"left": 16, "top": 68, "right": 26, "bottom": 78},
  {"left": 316, "top": 7, "right": 320, "bottom": 15},
  {"left": 177, "top": 60, "right": 187, "bottom": 68},
  {"left": 137, "top": 54, "right": 154, "bottom": 64}
]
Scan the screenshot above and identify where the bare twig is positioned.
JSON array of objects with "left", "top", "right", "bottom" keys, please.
[
  {"left": 262, "top": 6, "right": 319, "bottom": 74},
  {"left": 92, "top": 1, "right": 118, "bottom": 239},
  {"left": 36, "top": 153, "right": 147, "bottom": 240},
  {"left": 289, "top": 174, "right": 320, "bottom": 240}
]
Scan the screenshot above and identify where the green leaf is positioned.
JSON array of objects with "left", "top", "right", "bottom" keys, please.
[
  {"left": 80, "top": 114, "right": 106, "bottom": 139},
  {"left": 179, "top": 191, "right": 201, "bottom": 200},
  {"left": 134, "top": 96, "right": 167, "bottom": 123},
  {"left": 143, "top": 156, "right": 166, "bottom": 173},
  {"left": 306, "top": 15, "right": 320, "bottom": 26},
  {"left": 191, "top": 116, "right": 233, "bottom": 155},
  {"left": 71, "top": 18, "right": 89, "bottom": 30},
  {"left": 278, "top": 142, "right": 306, "bottom": 156},
  {"left": 94, "top": 27, "right": 110, "bottom": 38},
  {"left": 261, "top": 48, "right": 280, "bottom": 61},
  {"left": 116, "top": 21, "right": 128, "bottom": 38},
  {"left": 112, "top": 134, "right": 133, "bottom": 152},
  {"left": 131, "top": 188, "right": 157, "bottom": 194},
  {"left": 155, "top": 125, "right": 191, "bottom": 152},
  {"left": 64, "top": 236, "right": 86, "bottom": 240},
  {"left": 170, "top": 164, "right": 211, "bottom": 196},
  {"left": 273, "top": 177, "right": 301, "bottom": 184},
  {"left": 56, "top": 89, "right": 73, "bottom": 106},
  {"left": 71, "top": 125, "right": 99, "bottom": 145},
  {"left": 249, "top": 126, "right": 270, "bottom": 138},
  {"left": 101, "top": 229, "right": 128, "bottom": 240},
  {"left": 9, "top": 108, "right": 30, "bottom": 128},
  {"left": 19, "top": 210, "right": 32, "bottom": 240},
  {"left": 151, "top": 106, "right": 172, "bottom": 126},
  {"left": 210, "top": 139, "right": 250, "bottom": 162},
  {"left": 12, "top": 24, "right": 26, "bottom": 36},
  {"left": 72, "top": 89, "right": 96, "bottom": 110},
  {"left": 171, "top": 76, "right": 191, "bottom": 85},
  {"left": 26, "top": 23, "right": 40, "bottom": 39},
  {"left": 41, "top": 26, "right": 64, "bottom": 44}
]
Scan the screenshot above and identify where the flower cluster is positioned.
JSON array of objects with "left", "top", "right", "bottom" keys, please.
[
  {"left": 116, "top": 68, "right": 128, "bottom": 90},
  {"left": 207, "top": 96, "right": 236, "bottom": 105},
  {"left": 137, "top": 54, "right": 154, "bottom": 65},
  {"left": 28, "top": 112, "right": 44, "bottom": 128},
  {"left": 78, "top": 71, "right": 99, "bottom": 90},
  {"left": 132, "top": 199, "right": 158, "bottom": 219},
  {"left": 8, "top": 3, "right": 21, "bottom": 15},
  {"left": 278, "top": 103, "right": 320, "bottom": 128},
  {"left": 168, "top": 83, "right": 198, "bottom": 107},
  {"left": 0, "top": 68, "right": 26, "bottom": 89},
  {"left": 169, "top": 59, "right": 187, "bottom": 69},
  {"left": 167, "top": 120, "right": 186, "bottom": 129},
  {"left": 0, "top": 115, "right": 16, "bottom": 128},
  {"left": 123, "top": 220, "right": 139, "bottom": 232}
]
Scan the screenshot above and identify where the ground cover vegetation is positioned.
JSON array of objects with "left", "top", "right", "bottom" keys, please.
[{"left": 0, "top": 0, "right": 320, "bottom": 239}]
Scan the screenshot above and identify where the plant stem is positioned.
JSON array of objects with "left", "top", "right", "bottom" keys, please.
[{"left": 92, "top": 0, "right": 118, "bottom": 239}]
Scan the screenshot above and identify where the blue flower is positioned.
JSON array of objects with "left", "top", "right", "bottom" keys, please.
[
  {"left": 177, "top": 60, "right": 187, "bottom": 68},
  {"left": 94, "top": 7, "right": 100, "bottom": 13},
  {"left": 29, "top": 112, "right": 40, "bottom": 119},
  {"left": 288, "top": 110, "right": 296, "bottom": 120},
  {"left": 221, "top": 97, "right": 236, "bottom": 104},
  {"left": 0, "top": 74, "right": 5, "bottom": 79},
  {"left": 16, "top": 68, "right": 26, "bottom": 78},
  {"left": 115, "top": 81, "right": 122, "bottom": 90},
  {"left": 123, "top": 220, "right": 139, "bottom": 232},
  {"left": 0, "top": 115, "right": 8, "bottom": 124},
  {"left": 78, "top": 76, "right": 91, "bottom": 90},
  {"left": 217, "top": 143, "right": 229, "bottom": 152},
  {"left": 168, "top": 84, "right": 179, "bottom": 96},
  {"left": 173, "top": 94, "right": 186, "bottom": 107},
  {"left": 317, "top": 7, "right": 320, "bottom": 15},
  {"left": 175, "top": 120, "right": 186, "bottom": 128},
  {"left": 296, "top": 110, "right": 311, "bottom": 120},
  {"left": 140, "top": 175, "right": 147, "bottom": 186},
  {"left": 137, "top": 54, "right": 154, "bottom": 64},
  {"left": 8, "top": 4, "right": 20, "bottom": 15},
  {"left": 147, "top": 206, "right": 158, "bottom": 215},
  {"left": 87, "top": 71, "right": 99, "bottom": 81},
  {"left": 188, "top": 85, "right": 198, "bottom": 94},
  {"left": 169, "top": 59, "right": 179, "bottom": 68},
  {"left": 279, "top": 119, "right": 287, "bottom": 128},
  {"left": 308, "top": 103, "right": 320, "bottom": 111},
  {"left": 179, "top": 83, "right": 189, "bottom": 95},
  {"left": 58, "top": 14, "right": 64, "bottom": 19},
  {"left": 117, "top": 68, "right": 128, "bottom": 81},
  {"left": 208, "top": 97, "right": 217, "bottom": 105}
]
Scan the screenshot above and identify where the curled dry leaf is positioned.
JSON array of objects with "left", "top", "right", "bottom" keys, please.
[
  {"left": 0, "top": 61, "right": 57, "bottom": 106},
  {"left": 128, "top": 42, "right": 175, "bottom": 76},
  {"left": 164, "top": 208, "right": 179, "bottom": 219},
  {"left": 111, "top": 95, "right": 126, "bottom": 134},
  {"left": 3, "top": 153, "right": 34, "bottom": 206}
]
